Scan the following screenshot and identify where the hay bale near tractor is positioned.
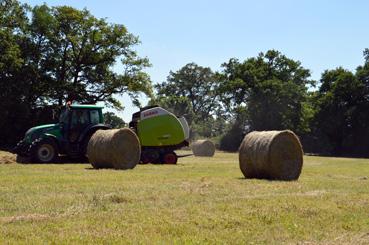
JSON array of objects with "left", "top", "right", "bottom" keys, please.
[
  {"left": 191, "top": 140, "right": 215, "bottom": 157},
  {"left": 239, "top": 130, "right": 303, "bottom": 181},
  {"left": 87, "top": 128, "right": 141, "bottom": 169},
  {"left": 0, "top": 151, "right": 17, "bottom": 164},
  {"left": 0, "top": 151, "right": 30, "bottom": 164}
]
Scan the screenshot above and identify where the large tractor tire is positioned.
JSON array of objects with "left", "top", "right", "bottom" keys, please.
[{"left": 30, "top": 138, "right": 58, "bottom": 163}]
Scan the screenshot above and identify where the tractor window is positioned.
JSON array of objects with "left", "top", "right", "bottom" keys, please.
[
  {"left": 71, "top": 110, "right": 89, "bottom": 127},
  {"left": 90, "top": 110, "right": 100, "bottom": 124},
  {"left": 59, "top": 109, "right": 69, "bottom": 124}
]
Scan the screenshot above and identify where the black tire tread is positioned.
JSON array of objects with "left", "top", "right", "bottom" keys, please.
[{"left": 29, "top": 137, "right": 58, "bottom": 163}]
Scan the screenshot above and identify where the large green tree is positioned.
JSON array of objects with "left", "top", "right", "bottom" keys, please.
[
  {"left": 155, "top": 63, "right": 221, "bottom": 122},
  {"left": 0, "top": 0, "right": 32, "bottom": 146},
  {"left": 154, "top": 63, "right": 225, "bottom": 139},
  {"left": 313, "top": 69, "right": 361, "bottom": 154},
  {"left": 103, "top": 112, "right": 126, "bottom": 128},
  {"left": 0, "top": 0, "right": 152, "bottom": 146},
  {"left": 150, "top": 96, "right": 194, "bottom": 124},
  {"left": 28, "top": 4, "right": 152, "bottom": 108},
  {"left": 312, "top": 51, "right": 369, "bottom": 156},
  {"left": 220, "top": 50, "right": 314, "bottom": 134}
]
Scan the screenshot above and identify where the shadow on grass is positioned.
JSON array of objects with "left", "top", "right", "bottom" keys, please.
[
  {"left": 236, "top": 176, "right": 300, "bottom": 182},
  {"left": 84, "top": 167, "right": 137, "bottom": 170},
  {"left": 84, "top": 163, "right": 182, "bottom": 170},
  {"left": 16, "top": 155, "right": 89, "bottom": 165},
  {"left": 304, "top": 152, "right": 369, "bottom": 159}
]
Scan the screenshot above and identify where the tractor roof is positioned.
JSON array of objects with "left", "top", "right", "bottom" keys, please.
[{"left": 69, "top": 104, "right": 104, "bottom": 109}]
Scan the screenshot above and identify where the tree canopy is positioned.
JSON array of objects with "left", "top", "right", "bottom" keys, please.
[
  {"left": 155, "top": 63, "right": 221, "bottom": 122},
  {"left": 312, "top": 59, "right": 369, "bottom": 156},
  {"left": 220, "top": 50, "right": 314, "bottom": 135},
  {"left": 103, "top": 112, "right": 126, "bottom": 128},
  {"left": 151, "top": 50, "right": 369, "bottom": 155},
  {"left": 1, "top": 0, "right": 152, "bottom": 109}
]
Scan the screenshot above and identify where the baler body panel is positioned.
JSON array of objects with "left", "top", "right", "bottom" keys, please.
[{"left": 137, "top": 113, "right": 185, "bottom": 147}]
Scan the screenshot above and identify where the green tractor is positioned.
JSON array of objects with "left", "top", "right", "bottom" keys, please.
[
  {"left": 13, "top": 104, "right": 190, "bottom": 164},
  {"left": 12, "top": 104, "right": 110, "bottom": 163}
]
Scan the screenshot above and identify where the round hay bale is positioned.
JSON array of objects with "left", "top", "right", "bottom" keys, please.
[
  {"left": 87, "top": 128, "right": 141, "bottom": 170},
  {"left": 239, "top": 130, "right": 303, "bottom": 181},
  {"left": 191, "top": 140, "right": 215, "bottom": 157}
]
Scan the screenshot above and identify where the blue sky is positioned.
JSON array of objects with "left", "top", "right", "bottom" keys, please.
[{"left": 22, "top": 0, "right": 369, "bottom": 121}]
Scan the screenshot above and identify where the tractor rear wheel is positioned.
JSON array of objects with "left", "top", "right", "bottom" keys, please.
[{"left": 31, "top": 138, "right": 58, "bottom": 163}]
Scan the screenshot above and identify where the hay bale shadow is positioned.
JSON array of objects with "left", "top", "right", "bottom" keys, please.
[
  {"left": 16, "top": 155, "right": 89, "bottom": 164},
  {"left": 236, "top": 176, "right": 295, "bottom": 182}
]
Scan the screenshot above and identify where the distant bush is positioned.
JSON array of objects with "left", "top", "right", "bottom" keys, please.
[{"left": 219, "top": 124, "right": 245, "bottom": 152}]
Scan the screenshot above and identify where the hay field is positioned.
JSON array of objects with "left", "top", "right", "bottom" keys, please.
[{"left": 0, "top": 150, "right": 368, "bottom": 244}]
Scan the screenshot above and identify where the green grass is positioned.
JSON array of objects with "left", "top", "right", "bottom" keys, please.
[{"left": 0, "top": 151, "right": 368, "bottom": 244}]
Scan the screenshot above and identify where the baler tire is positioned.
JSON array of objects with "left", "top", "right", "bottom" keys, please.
[{"left": 162, "top": 152, "right": 178, "bottom": 164}]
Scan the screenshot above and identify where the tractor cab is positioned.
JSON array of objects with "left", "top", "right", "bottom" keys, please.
[{"left": 59, "top": 104, "right": 104, "bottom": 143}]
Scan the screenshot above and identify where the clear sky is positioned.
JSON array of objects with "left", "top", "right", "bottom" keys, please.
[{"left": 22, "top": 0, "right": 369, "bottom": 121}]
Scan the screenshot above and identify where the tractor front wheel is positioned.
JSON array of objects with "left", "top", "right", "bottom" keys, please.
[{"left": 31, "top": 138, "right": 58, "bottom": 163}]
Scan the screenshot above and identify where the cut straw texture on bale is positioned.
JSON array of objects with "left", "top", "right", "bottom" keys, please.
[
  {"left": 87, "top": 128, "right": 141, "bottom": 170},
  {"left": 239, "top": 130, "right": 303, "bottom": 181},
  {"left": 191, "top": 140, "right": 215, "bottom": 157},
  {"left": 0, "top": 152, "right": 17, "bottom": 164}
]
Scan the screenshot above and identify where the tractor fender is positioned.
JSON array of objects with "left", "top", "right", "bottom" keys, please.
[
  {"left": 43, "top": 133, "right": 60, "bottom": 150},
  {"left": 78, "top": 124, "right": 111, "bottom": 143}
]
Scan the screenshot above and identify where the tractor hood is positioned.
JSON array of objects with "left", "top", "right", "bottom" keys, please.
[{"left": 24, "top": 124, "right": 59, "bottom": 143}]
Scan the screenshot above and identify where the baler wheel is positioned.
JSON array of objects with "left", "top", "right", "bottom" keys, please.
[{"left": 163, "top": 152, "right": 177, "bottom": 164}]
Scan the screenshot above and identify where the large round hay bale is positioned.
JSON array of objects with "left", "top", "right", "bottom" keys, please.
[
  {"left": 239, "top": 130, "right": 303, "bottom": 180},
  {"left": 87, "top": 128, "right": 141, "bottom": 170},
  {"left": 191, "top": 140, "right": 215, "bottom": 157}
]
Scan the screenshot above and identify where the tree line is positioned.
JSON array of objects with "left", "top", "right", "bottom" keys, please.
[
  {"left": 1, "top": 1, "right": 368, "bottom": 157},
  {"left": 154, "top": 50, "right": 369, "bottom": 156}
]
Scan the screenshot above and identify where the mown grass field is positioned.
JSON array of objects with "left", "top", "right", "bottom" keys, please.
[{"left": 0, "top": 150, "right": 368, "bottom": 244}]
